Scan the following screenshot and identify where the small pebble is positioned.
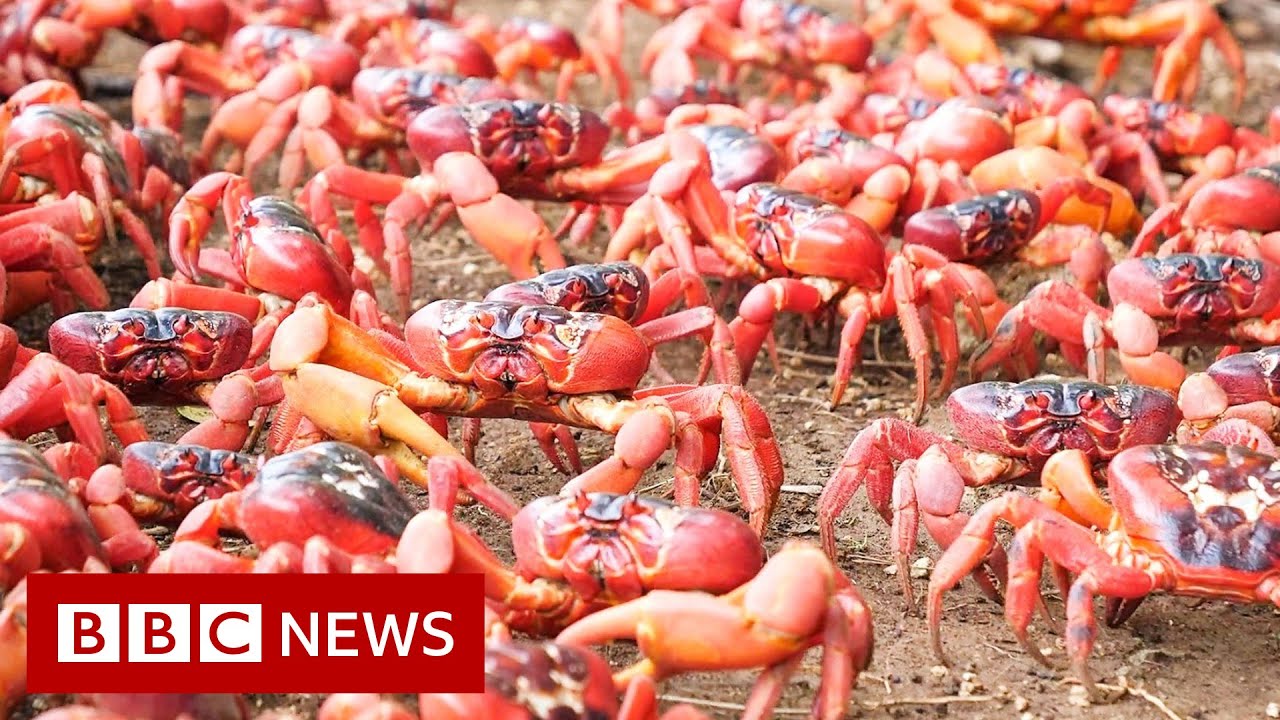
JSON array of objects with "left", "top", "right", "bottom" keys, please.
[
  {"left": 929, "top": 665, "right": 948, "bottom": 680},
  {"left": 462, "top": 262, "right": 479, "bottom": 275},
  {"left": 1266, "top": 702, "right": 1279, "bottom": 718},
  {"left": 1014, "top": 695, "right": 1030, "bottom": 712},
  {"left": 910, "top": 556, "right": 932, "bottom": 578}
]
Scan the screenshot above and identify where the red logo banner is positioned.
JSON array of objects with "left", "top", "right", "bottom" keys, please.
[{"left": 26, "top": 573, "right": 485, "bottom": 693}]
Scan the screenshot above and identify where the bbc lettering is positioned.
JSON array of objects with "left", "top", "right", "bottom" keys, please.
[
  {"left": 26, "top": 573, "right": 485, "bottom": 693},
  {"left": 58, "top": 604, "right": 262, "bottom": 663}
]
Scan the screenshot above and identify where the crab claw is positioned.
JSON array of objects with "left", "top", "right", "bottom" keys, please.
[
  {"left": 278, "top": 363, "right": 463, "bottom": 488},
  {"left": 556, "top": 541, "right": 872, "bottom": 719}
]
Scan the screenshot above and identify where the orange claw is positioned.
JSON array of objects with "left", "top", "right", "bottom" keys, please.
[{"left": 556, "top": 541, "right": 872, "bottom": 720}]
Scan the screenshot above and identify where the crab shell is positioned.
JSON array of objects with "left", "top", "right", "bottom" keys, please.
[
  {"left": 686, "top": 124, "right": 782, "bottom": 193},
  {"left": 236, "top": 442, "right": 415, "bottom": 555},
  {"left": 49, "top": 308, "right": 253, "bottom": 403},
  {"left": 0, "top": 440, "right": 105, "bottom": 573},
  {"left": 1107, "top": 443, "right": 1280, "bottom": 600},
  {"left": 407, "top": 100, "right": 610, "bottom": 182},
  {"left": 121, "top": 442, "right": 257, "bottom": 523},
  {"left": 1107, "top": 254, "right": 1280, "bottom": 323},
  {"left": 1183, "top": 163, "right": 1280, "bottom": 233},
  {"left": 733, "top": 183, "right": 886, "bottom": 287},
  {"left": 946, "top": 379, "right": 1179, "bottom": 464},
  {"left": 1205, "top": 347, "right": 1280, "bottom": 406},
  {"left": 484, "top": 262, "right": 650, "bottom": 322},
  {"left": 904, "top": 189, "right": 1039, "bottom": 262},
  {"left": 406, "top": 300, "right": 652, "bottom": 399},
  {"left": 351, "top": 68, "right": 516, "bottom": 129},
  {"left": 511, "top": 493, "right": 764, "bottom": 605},
  {"left": 418, "top": 641, "right": 618, "bottom": 719}
]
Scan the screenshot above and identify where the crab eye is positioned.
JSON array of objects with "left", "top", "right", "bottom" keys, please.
[
  {"left": 1078, "top": 392, "right": 1098, "bottom": 410},
  {"left": 172, "top": 314, "right": 191, "bottom": 334}
]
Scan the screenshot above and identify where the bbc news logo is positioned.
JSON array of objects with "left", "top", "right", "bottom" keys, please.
[{"left": 27, "top": 574, "right": 484, "bottom": 693}]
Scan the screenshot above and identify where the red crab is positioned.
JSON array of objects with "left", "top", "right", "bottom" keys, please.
[
  {"left": 327, "top": 643, "right": 712, "bottom": 720},
  {"left": 929, "top": 442, "right": 1280, "bottom": 697},
  {"left": 817, "top": 378, "right": 1179, "bottom": 609},
  {"left": 0, "top": 0, "right": 232, "bottom": 94},
  {"left": 860, "top": 0, "right": 1245, "bottom": 106},
  {"left": 156, "top": 441, "right": 435, "bottom": 573},
  {"left": 407, "top": 462, "right": 764, "bottom": 635},
  {"left": 557, "top": 540, "right": 873, "bottom": 720},
  {"left": 48, "top": 307, "right": 284, "bottom": 451},
  {"left": 134, "top": 24, "right": 361, "bottom": 166},
  {"left": 973, "top": 163, "right": 1280, "bottom": 391},
  {"left": 1091, "top": 95, "right": 1270, "bottom": 206},
  {"left": 611, "top": 138, "right": 1001, "bottom": 419},
  {"left": 267, "top": 294, "right": 783, "bottom": 533},
  {"left": 244, "top": 67, "right": 517, "bottom": 188},
  {"left": 71, "top": 441, "right": 258, "bottom": 525},
  {"left": 604, "top": 80, "right": 740, "bottom": 144},
  {"left": 0, "top": 439, "right": 155, "bottom": 590},
  {"left": 0, "top": 82, "right": 183, "bottom": 279},
  {"left": 166, "top": 172, "right": 383, "bottom": 321},
  {"left": 1176, "top": 346, "right": 1280, "bottom": 443},
  {"left": 643, "top": 0, "right": 871, "bottom": 94},
  {"left": 902, "top": 175, "right": 1115, "bottom": 295},
  {"left": 0, "top": 352, "right": 148, "bottom": 461}
]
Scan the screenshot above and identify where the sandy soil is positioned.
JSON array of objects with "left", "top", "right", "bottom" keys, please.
[{"left": 13, "top": 1, "right": 1280, "bottom": 718}]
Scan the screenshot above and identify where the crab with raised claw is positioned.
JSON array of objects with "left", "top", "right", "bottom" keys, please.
[
  {"left": 557, "top": 540, "right": 873, "bottom": 720},
  {"left": 48, "top": 307, "right": 285, "bottom": 452},
  {"left": 268, "top": 292, "right": 784, "bottom": 534},
  {"left": 817, "top": 379, "right": 1180, "bottom": 610},
  {"left": 165, "top": 172, "right": 389, "bottom": 327},
  {"left": 929, "top": 442, "right": 1280, "bottom": 698}
]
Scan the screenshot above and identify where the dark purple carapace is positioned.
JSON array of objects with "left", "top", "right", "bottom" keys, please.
[
  {"left": 685, "top": 124, "right": 782, "bottom": 193},
  {"left": 904, "top": 190, "right": 1039, "bottom": 261},
  {"left": 241, "top": 442, "right": 415, "bottom": 555},
  {"left": 49, "top": 308, "right": 253, "bottom": 403},
  {"left": 1113, "top": 443, "right": 1280, "bottom": 576},
  {"left": 1205, "top": 347, "right": 1280, "bottom": 405},
  {"left": 484, "top": 262, "right": 649, "bottom": 322},
  {"left": 122, "top": 441, "right": 257, "bottom": 521},
  {"left": 946, "top": 379, "right": 1178, "bottom": 465}
]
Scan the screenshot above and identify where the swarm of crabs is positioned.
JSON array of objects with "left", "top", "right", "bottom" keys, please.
[{"left": 2, "top": 0, "right": 1280, "bottom": 715}]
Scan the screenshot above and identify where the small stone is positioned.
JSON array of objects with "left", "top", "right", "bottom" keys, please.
[
  {"left": 958, "top": 671, "right": 984, "bottom": 696},
  {"left": 882, "top": 563, "right": 897, "bottom": 576},
  {"left": 911, "top": 556, "right": 932, "bottom": 578},
  {"left": 1014, "top": 696, "right": 1030, "bottom": 712},
  {"left": 1067, "top": 685, "right": 1091, "bottom": 707},
  {"left": 1266, "top": 702, "right": 1279, "bottom": 718},
  {"left": 462, "top": 262, "right": 479, "bottom": 275},
  {"left": 929, "top": 665, "right": 948, "bottom": 680},
  {"left": 803, "top": 421, "right": 815, "bottom": 431}
]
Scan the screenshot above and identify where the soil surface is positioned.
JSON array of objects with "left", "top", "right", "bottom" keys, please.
[{"left": 15, "top": 1, "right": 1280, "bottom": 718}]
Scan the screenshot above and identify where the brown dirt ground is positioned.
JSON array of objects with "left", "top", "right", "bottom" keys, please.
[{"left": 14, "top": 0, "right": 1280, "bottom": 718}]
